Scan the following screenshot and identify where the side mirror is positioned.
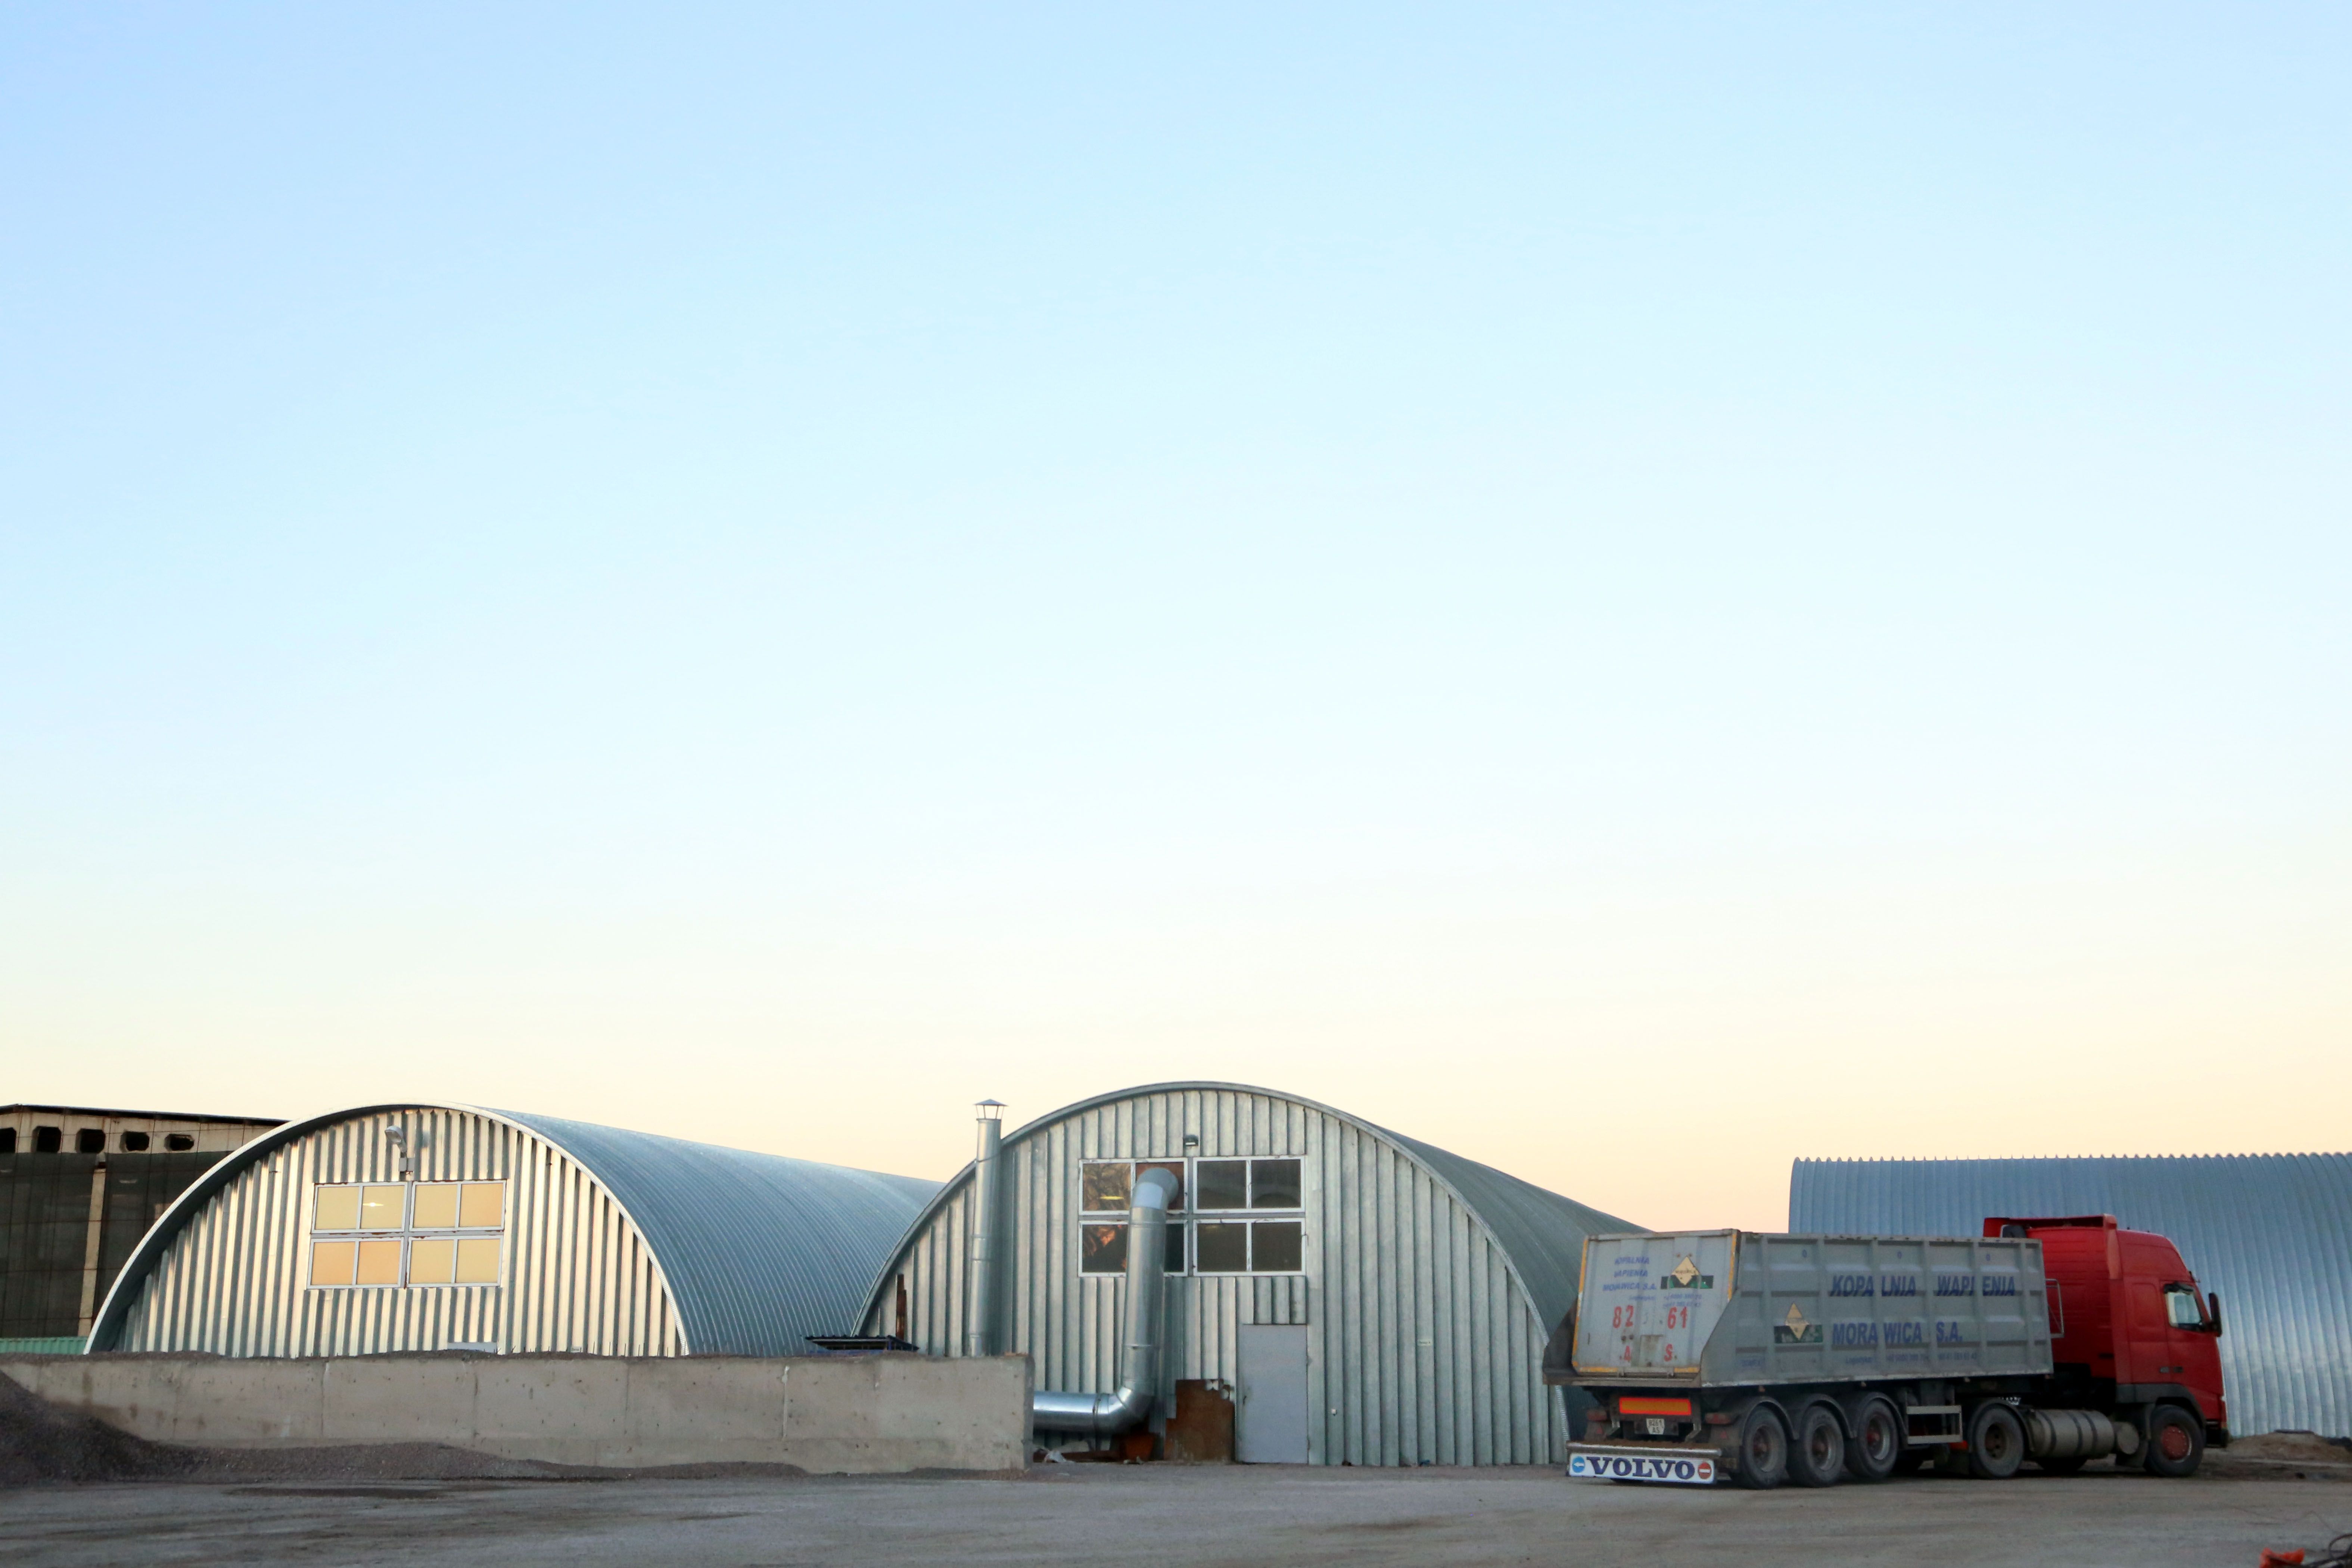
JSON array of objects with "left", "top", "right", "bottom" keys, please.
[{"left": 2207, "top": 1291, "right": 2223, "bottom": 1338}]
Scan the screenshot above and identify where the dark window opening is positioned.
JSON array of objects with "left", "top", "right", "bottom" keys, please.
[
  {"left": 1196, "top": 1222, "right": 1248, "bottom": 1273},
  {"left": 1078, "top": 1222, "right": 1186, "bottom": 1275},
  {"left": 76, "top": 1128, "right": 107, "bottom": 1153},
  {"left": 1197, "top": 1160, "right": 1247, "bottom": 1211},
  {"left": 0, "top": 1127, "right": 15, "bottom": 1153},
  {"left": 120, "top": 1130, "right": 151, "bottom": 1152},
  {"left": 1252, "top": 1221, "right": 1303, "bottom": 1272},
  {"left": 1081, "top": 1223, "right": 1127, "bottom": 1275},
  {"left": 1250, "top": 1160, "right": 1301, "bottom": 1209},
  {"left": 34, "top": 1125, "right": 62, "bottom": 1153},
  {"left": 164, "top": 1133, "right": 195, "bottom": 1152}
]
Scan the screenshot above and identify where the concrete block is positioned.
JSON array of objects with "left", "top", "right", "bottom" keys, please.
[
  {"left": 164, "top": 1356, "right": 328, "bottom": 1446},
  {"left": 470, "top": 1356, "right": 630, "bottom": 1465},
  {"left": 7, "top": 1351, "right": 1031, "bottom": 1474},
  {"left": 325, "top": 1354, "right": 477, "bottom": 1444},
  {"left": 622, "top": 1356, "right": 788, "bottom": 1466}
]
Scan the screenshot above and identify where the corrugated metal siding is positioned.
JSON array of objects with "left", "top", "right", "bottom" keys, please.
[
  {"left": 110, "top": 1108, "right": 684, "bottom": 1357},
  {"left": 1790, "top": 1154, "right": 2352, "bottom": 1438},
  {"left": 94, "top": 1102, "right": 940, "bottom": 1360},
  {"left": 866, "top": 1083, "right": 1628, "bottom": 1466}
]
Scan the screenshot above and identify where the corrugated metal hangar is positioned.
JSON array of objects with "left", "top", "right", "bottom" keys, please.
[
  {"left": 1791, "top": 1152, "right": 2352, "bottom": 1439},
  {"left": 0, "top": 1104, "right": 282, "bottom": 1350},
  {"left": 860, "top": 1082, "right": 1638, "bottom": 1466},
  {"left": 89, "top": 1103, "right": 939, "bottom": 1358}
]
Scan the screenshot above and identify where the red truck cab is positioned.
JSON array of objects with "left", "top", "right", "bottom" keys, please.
[{"left": 1987, "top": 1214, "right": 2228, "bottom": 1453}]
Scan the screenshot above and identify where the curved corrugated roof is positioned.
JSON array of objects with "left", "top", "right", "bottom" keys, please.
[
  {"left": 1381, "top": 1130, "right": 1638, "bottom": 1330},
  {"left": 90, "top": 1102, "right": 939, "bottom": 1357},
  {"left": 1789, "top": 1153, "right": 2352, "bottom": 1438},
  {"left": 864, "top": 1081, "right": 1639, "bottom": 1334},
  {"left": 488, "top": 1109, "right": 940, "bottom": 1355}
]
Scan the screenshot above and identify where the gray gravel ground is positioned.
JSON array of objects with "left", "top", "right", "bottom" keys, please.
[{"left": 7, "top": 1460, "right": 2350, "bottom": 1568}]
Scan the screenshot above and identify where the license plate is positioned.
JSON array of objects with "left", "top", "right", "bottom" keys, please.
[{"left": 1567, "top": 1447, "right": 1717, "bottom": 1485}]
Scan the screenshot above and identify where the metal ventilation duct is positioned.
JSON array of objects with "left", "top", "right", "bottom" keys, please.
[{"left": 1031, "top": 1164, "right": 1179, "bottom": 1435}]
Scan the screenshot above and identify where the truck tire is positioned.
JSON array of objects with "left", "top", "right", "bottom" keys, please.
[
  {"left": 1733, "top": 1406, "right": 1789, "bottom": 1490},
  {"left": 2141, "top": 1406, "right": 2205, "bottom": 1478},
  {"left": 1789, "top": 1403, "right": 1845, "bottom": 1487},
  {"left": 1966, "top": 1404, "right": 2026, "bottom": 1480},
  {"left": 1846, "top": 1396, "right": 1903, "bottom": 1482}
]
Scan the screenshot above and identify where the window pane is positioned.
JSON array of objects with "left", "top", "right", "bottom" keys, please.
[
  {"left": 411, "top": 1184, "right": 460, "bottom": 1230},
  {"left": 409, "top": 1238, "right": 456, "bottom": 1285},
  {"left": 1080, "top": 1223, "right": 1128, "bottom": 1274},
  {"left": 1138, "top": 1161, "right": 1186, "bottom": 1212},
  {"left": 2165, "top": 1289, "right": 2204, "bottom": 1328},
  {"left": 360, "top": 1185, "right": 407, "bottom": 1230},
  {"left": 1081, "top": 1163, "right": 1131, "bottom": 1213},
  {"left": 310, "top": 1240, "right": 356, "bottom": 1286},
  {"left": 459, "top": 1183, "right": 505, "bottom": 1229},
  {"left": 1251, "top": 1221, "right": 1303, "bottom": 1273},
  {"left": 1164, "top": 1221, "right": 1186, "bottom": 1274},
  {"left": 313, "top": 1186, "right": 361, "bottom": 1232},
  {"left": 454, "top": 1237, "right": 502, "bottom": 1285},
  {"left": 1196, "top": 1161, "right": 1247, "bottom": 1211},
  {"left": 355, "top": 1239, "right": 403, "bottom": 1286},
  {"left": 1196, "top": 1222, "right": 1248, "bottom": 1273},
  {"left": 1250, "top": 1160, "right": 1301, "bottom": 1209}
]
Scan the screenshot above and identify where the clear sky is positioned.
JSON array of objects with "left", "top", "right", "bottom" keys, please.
[{"left": 3, "top": 6, "right": 2345, "bottom": 1231}]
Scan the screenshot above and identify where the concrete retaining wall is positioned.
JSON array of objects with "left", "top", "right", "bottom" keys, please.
[{"left": 0, "top": 1353, "right": 1032, "bottom": 1474}]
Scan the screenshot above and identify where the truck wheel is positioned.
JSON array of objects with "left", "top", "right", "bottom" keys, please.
[
  {"left": 1846, "top": 1396, "right": 1903, "bottom": 1482},
  {"left": 1733, "top": 1406, "right": 1789, "bottom": 1490},
  {"left": 1789, "top": 1404, "right": 1845, "bottom": 1487},
  {"left": 1966, "top": 1404, "right": 2026, "bottom": 1480},
  {"left": 2141, "top": 1406, "right": 2205, "bottom": 1478}
]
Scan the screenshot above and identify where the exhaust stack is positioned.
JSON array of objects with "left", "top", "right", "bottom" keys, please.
[{"left": 965, "top": 1101, "right": 1005, "bottom": 1357}]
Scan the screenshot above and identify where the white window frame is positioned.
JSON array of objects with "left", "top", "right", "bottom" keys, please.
[
  {"left": 1077, "top": 1157, "right": 1305, "bottom": 1278},
  {"left": 307, "top": 1180, "right": 508, "bottom": 1291}
]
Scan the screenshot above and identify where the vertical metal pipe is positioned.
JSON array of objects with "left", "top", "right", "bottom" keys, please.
[{"left": 966, "top": 1101, "right": 1005, "bottom": 1357}]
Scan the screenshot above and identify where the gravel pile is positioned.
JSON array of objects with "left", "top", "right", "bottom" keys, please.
[{"left": 0, "top": 1370, "right": 196, "bottom": 1485}]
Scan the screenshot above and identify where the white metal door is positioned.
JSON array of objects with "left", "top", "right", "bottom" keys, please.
[{"left": 1236, "top": 1323, "right": 1308, "bottom": 1463}]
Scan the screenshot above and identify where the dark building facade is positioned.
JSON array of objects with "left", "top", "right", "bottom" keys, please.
[{"left": 0, "top": 1105, "right": 281, "bottom": 1348}]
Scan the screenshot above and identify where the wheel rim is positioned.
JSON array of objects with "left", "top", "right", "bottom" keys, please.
[
  {"left": 2159, "top": 1423, "right": 2192, "bottom": 1462},
  {"left": 1983, "top": 1420, "right": 2013, "bottom": 1460},
  {"left": 1808, "top": 1426, "right": 1835, "bottom": 1467},
  {"left": 1867, "top": 1414, "right": 1895, "bottom": 1462}
]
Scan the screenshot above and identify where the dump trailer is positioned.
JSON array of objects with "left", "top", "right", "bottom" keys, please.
[{"left": 1543, "top": 1215, "right": 2227, "bottom": 1488}]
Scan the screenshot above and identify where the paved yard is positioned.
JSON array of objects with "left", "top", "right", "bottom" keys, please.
[{"left": 7, "top": 1461, "right": 2348, "bottom": 1568}]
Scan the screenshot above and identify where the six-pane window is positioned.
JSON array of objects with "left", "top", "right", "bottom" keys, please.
[{"left": 309, "top": 1181, "right": 507, "bottom": 1289}]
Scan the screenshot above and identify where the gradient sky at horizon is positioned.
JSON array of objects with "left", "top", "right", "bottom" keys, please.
[{"left": 3, "top": 5, "right": 2346, "bottom": 1230}]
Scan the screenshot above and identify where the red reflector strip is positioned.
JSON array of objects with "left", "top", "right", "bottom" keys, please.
[{"left": 1620, "top": 1397, "right": 1692, "bottom": 1417}]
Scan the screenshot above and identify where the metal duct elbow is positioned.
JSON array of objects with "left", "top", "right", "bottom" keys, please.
[{"left": 1031, "top": 1164, "right": 1179, "bottom": 1437}]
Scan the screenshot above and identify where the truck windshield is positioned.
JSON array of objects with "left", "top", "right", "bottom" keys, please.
[{"left": 2163, "top": 1285, "right": 2208, "bottom": 1329}]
